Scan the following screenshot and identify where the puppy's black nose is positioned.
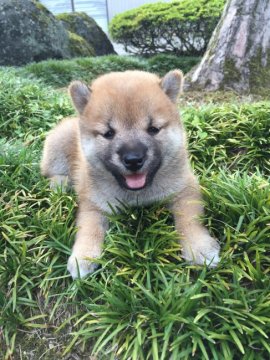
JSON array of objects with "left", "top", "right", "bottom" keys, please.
[
  {"left": 122, "top": 152, "right": 145, "bottom": 171},
  {"left": 119, "top": 143, "right": 147, "bottom": 171}
]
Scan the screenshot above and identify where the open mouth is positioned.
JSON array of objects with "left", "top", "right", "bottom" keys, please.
[
  {"left": 123, "top": 173, "right": 147, "bottom": 190},
  {"left": 103, "top": 158, "right": 161, "bottom": 191}
]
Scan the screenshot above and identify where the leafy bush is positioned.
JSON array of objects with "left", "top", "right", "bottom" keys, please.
[
  {"left": 148, "top": 54, "right": 201, "bottom": 76},
  {"left": 22, "top": 55, "right": 148, "bottom": 87},
  {"left": 110, "top": 0, "right": 225, "bottom": 56},
  {"left": 21, "top": 55, "right": 200, "bottom": 87}
]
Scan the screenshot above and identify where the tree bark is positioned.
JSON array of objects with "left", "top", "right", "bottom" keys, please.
[{"left": 185, "top": 0, "right": 270, "bottom": 93}]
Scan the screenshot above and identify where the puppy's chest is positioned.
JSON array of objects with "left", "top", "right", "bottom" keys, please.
[{"left": 88, "top": 173, "right": 185, "bottom": 213}]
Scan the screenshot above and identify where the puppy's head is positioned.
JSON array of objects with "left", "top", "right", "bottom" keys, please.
[{"left": 69, "top": 70, "right": 184, "bottom": 191}]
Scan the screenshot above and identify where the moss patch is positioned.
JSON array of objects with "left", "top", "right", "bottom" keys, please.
[
  {"left": 249, "top": 50, "right": 270, "bottom": 95},
  {"left": 222, "top": 58, "right": 242, "bottom": 89},
  {"left": 57, "top": 11, "right": 90, "bottom": 27},
  {"left": 34, "top": 0, "right": 51, "bottom": 14},
  {"left": 68, "top": 31, "right": 95, "bottom": 57}
]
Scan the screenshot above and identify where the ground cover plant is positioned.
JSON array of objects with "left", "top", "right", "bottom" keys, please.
[{"left": 0, "top": 58, "right": 270, "bottom": 359}]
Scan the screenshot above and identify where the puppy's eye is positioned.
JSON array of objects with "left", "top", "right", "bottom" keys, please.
[
  {"left": 103, "top": 129, "right": 115, "bottom": 139},
  {"left": 147, "top": 126, "right": 160, "bottom": 136}
]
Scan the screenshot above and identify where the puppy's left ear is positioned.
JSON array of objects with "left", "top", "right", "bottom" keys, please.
[{"left": 160, "top": 70, "right": 184, "bottom": 103}]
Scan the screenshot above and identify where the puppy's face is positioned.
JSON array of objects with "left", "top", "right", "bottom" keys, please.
[{"left": 69, "top": 70, "right": 184, "bottom": 191}]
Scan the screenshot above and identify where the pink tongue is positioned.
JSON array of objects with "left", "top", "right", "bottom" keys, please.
[{"left": 124, "top": 173, "right": 146, "bottom": 189}]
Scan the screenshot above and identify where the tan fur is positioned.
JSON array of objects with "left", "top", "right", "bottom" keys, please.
[{"left": 41, "top": 70, "right": 220, "bottom": 279}]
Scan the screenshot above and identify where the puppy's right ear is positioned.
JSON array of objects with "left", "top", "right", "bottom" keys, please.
[
  {"left": 69, "top": 81, "right": 91, "bottom": 115},
  {"left": 160, "top": 70, "right": 183, "bottom": 103}
]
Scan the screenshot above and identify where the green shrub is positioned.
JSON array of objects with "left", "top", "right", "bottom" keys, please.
[
  {"left": 22, "top": 55, "right": 148, "bottom": 87},
  {"left": 110, "top": 0, "right": 225, "bottom": 56},
  {"left": 147, "top": 54, "right": 201, "bottom": 76},
  {"left": 22, "top": 55, "right": 200, "bottom": 88}
]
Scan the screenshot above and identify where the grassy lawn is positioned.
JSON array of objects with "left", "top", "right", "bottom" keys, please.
[{"left": 0, "top": 56, "right": 270, "bottom": 359}]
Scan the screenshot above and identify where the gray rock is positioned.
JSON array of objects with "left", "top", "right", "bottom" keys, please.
[
  {"left": 57, "top": 12, "right": 116, "bottom": 56},
  {"left": 0, "top": 0, "right": 70, "bottom": 66},
  {"left": 67, "top": 31, "right": 96, "bottom": 57}
]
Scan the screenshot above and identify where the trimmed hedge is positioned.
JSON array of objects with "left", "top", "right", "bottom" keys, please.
[
  {"left": 21, "top": 55, "right": 200, "bottom": 87},
  {"left": 148, "top": 54, "right": 201, "bottom": 76},
  {"left": 110, "top": 0, "right": 225, "bottom": 56}
]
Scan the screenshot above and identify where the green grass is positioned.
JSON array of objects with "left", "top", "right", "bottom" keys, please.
[
  {"left": 184, "top": 103, "right": 270, "bottom": 174},
  {"left": 0, "top": 58, "right": 270, "bottom": 359},
  {"left": 0, "top": 68, "right": 73, "bottom": 139}
]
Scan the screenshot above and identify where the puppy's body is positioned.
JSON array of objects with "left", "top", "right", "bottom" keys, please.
[{"left": 41, "top": 70, "right": 220, "bottom": 278}]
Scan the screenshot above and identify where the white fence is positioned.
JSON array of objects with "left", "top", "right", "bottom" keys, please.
[{"left": 40, "top": 0, "right": 172, "bottom": 33}]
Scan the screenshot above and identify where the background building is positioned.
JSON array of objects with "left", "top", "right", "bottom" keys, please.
[{"left": 40, "top": 0, "right": 171, "bottom": 33}]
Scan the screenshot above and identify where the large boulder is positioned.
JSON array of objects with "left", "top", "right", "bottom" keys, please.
[
  {"left": 67, "top": 31, "right": 95, "bottom": 58},
  {"left": 0, "top": 0, "right": 71, "bottom": 66},
  {"left": 57, "top": 12, "right": 116, "bottom": 56}
]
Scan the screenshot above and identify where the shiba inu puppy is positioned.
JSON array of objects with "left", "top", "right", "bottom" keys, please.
[{"left": 41, "top": 70, "right": 220, "bottom": 279}]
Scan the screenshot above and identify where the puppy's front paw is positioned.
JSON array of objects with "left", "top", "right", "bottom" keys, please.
[
  {"left": 67, "top": 255, "right": 99, "bottom": 279},
  {"left": 182, "top": 234, "right": 220, "bottom": 267}
]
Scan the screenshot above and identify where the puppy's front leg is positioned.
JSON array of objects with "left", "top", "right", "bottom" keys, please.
[
  {"left": 67, "top": 201, "right": 108, "bottom": 279},
  {"left": 171, "top": 176, "right": 220, "bottom": 267}
]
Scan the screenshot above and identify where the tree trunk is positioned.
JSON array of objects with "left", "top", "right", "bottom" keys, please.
[{"left": 185, "top": 0, "right": 270, "bottom": 93}]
